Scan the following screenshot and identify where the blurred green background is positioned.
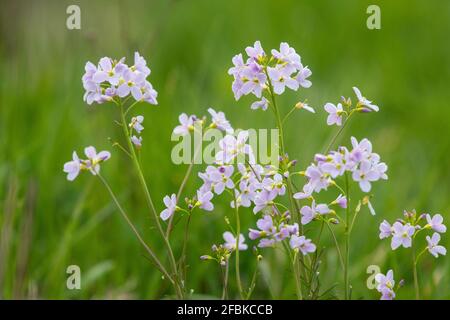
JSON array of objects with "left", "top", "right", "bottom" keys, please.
[{"left": 1, "top": 0, "right": 449, "bottom": 299}]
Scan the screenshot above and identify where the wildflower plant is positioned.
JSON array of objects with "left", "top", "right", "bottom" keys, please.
[{"left": 64, "top": 43, "right": 446, "bottom": 300}]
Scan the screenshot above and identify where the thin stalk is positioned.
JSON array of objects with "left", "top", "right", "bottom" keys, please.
[
  {"left": 118, "top": 100, "right": 183, "bottom": 298},
  {"left": 264, "top": 72, "right": 306, "bottom": 299},
  {"left": 282, "top": 105, "right": 298, "bottom": 124},
  {"left": 412, "top": 242, "right": 420, "bottom": 300},
  {"left": 344, "top": 173, "right": 351, "bottom": 300},
  {"left": 97, "top": 174, "right": 174, "bottom": 284},
  {"left": 178, "top": 213, "right": 192, "bottom": 291},
  {"left": 282, "top": 241, "right": 302, "bottom": 299},
  {"left": 222, "top": 262, "right": 229, "bottom": 300},
  {"left": 246, "top": 261, "right": 259, "bottom": 300},
  {"left": 124, "top": 100, "right": 140, "bottom": 116},
  {"left": 324, "top": 111, "right": 355, "bottom": 154},
  {"left": 324, "top": 220, "right": 345, "bottom": 270},
  {"left": 233, "top": 190, "right": 245, "bottom": 299},
  {"left": 166, "top": 136, "right": 203, "bottom": 238}
]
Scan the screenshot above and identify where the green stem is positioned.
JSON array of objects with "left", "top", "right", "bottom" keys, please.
[
  {"left": 264, "top": 70, "right": 305, "bottom": 298},
  {"left": 282, "top": 241, "right": 302, "bottom": 299},
  {"left": 233, "top": 189, "right": 245, "bottom": 299},
  {"left": 324, "top": 110, "right": 355, "bottom": 154},
  {"left": 222, "top": 262, "right": 229, "bottom": 300},
  {"left": 178, "top": 213, "right": 192, "bottom": 292},
  {"left": 246, "top": 260, "right": 259, "bottom": 300},
  {"left": 412, "top": 242, "right": 420, "bottom": 300},
  {"left": 166, "top": 134, "right": 204, "bottom": 238},
  {"left": 97, "top": 174, "right": 173, "bottom": 284},
  {"left": 344, "top": 173, "right": 351, "bottom": 300},
  {"left": 324, "top": 220, "right": 345, "bottom": 270},
  {"left": 118, "top": 100, "right": 183, "bottom": 298},
  {"left": 282, "top": 105, "right": 297, "bottom": 124}
]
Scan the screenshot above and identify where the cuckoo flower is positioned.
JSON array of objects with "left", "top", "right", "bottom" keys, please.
[
  {"left": 223, "top": 232, "right": 248, "bottom": 251},
  {"left": 391, "top": 222, "right": 415, "bottom": 250},
  {"left": 332, "top": 194, "right": 347, "bottom": 209},
  {"left": 375, "top": 269, "right": 395, "bottom": 292},
  {"left": 64, "top": 147, "right": 110, "bottom": 180},
  {"left": 296, "top": 64, "right": 312, "bottom": 88},
  {"left": 160, "top": 194, "right": 177, "bottom": 221},
  {"left": 300, "top": 201, "right": 330, "bottom": 225},
  {"left": 379, "top": 220, "right": 393, "bottom": 239},
  {"left": 84, "top": 146, "right": 111, "bottom": 175},
  {"left": 132, "top": 51, "right": 151, "bottom": 77},
  {"left": 248, "top": 215, "right": 276, "bottom": 240},
  {"left": 295, "top": 101, "right": 315, "bottom": 113},
  {"left": 271, "top": 42, "right": 301, "bottom": 69},
  {"left": 246, "top": 41, "right": 265, "bottom": 61},
  {"left": 209, "top": 165, "right": 235, "bottom": 195},
  {"left": 267, "top": 66, "right": 299, "bottom": 95},
  {"left": 324, "top": 102, "right": 344, "bottom": 126},
  {"left": 197, "top": 190, "right": 214, "bottom": 211},
  {"left": 216, "top": 131, "right": 254, "bottom": 164},
  {"left": 353, "top": 86, "right": 379, "bottom": 112},
  {"left": 251, "top": 97, "right": 269, "bottom": 111},
  {"left": 131, "top": 135, "right": 142, "bottom": 148},
  {"left": 253, "top": 190, "right": 277, "bottom": 214},
  {"left": 92, "top": 57, "right": 123, "bottom": 85},
  {"left": 289, "top": 235, "right": 316, "bottom": 255},
  {"left": 352, "top": 160, "right": 380, "bottom": 192},
  {"left": 173, "top": 113, "right": 196, "bottom": 136},
  {"left": 425, "top": 214, "right": 447, "bottom": 233},
  {"left": 208, "top": 108, "right": 233, "bottom": 133},
  {"left": 63, "top": 152, "right": 82, "bottom": 181},
  {"left": 426, "top": 233, "right": 447, "bottom": 258},
  {"left": 375, "top": 270, "right": 396, "bottom": 300},
  {"left": 262, "top": 173, "right": 286, "bottom": 197}
]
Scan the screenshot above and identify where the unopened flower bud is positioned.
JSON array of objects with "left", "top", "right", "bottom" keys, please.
[{"left": 329, "top": 218, "right": 340, "bottom": 225}]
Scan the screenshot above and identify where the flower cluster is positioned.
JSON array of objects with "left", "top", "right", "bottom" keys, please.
[
  {"left": 379, "top": 210, "right": 446, "bottom": 257},
  {"left": 63, "top": 146, "right": 111, "bottom": 181},
  {"left": 228, "top": 41, "right": 312, "bottom": 109},
  {"left": 295, "top": 136, "right": 388, "bottom": 198},
  {"left": 165, "top": 107, "right": 318, "bottom": 257},
  {"left": 82, "top": 52, "right": 157, "bottom": 105}
]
